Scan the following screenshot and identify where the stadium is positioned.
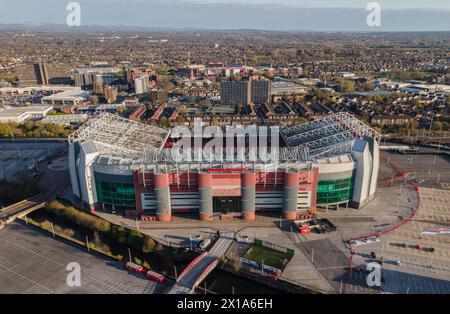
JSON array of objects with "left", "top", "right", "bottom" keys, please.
[{"left": 68, "top": 112, "right": 381, "bottom": 221}]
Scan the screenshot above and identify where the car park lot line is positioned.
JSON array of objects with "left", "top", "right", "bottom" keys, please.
[
  {"left": 0, "top": 260, "right": 55, "bottom": 293},
  {"left": 0, "top": 223, "right": 151, "bottom": 294}
]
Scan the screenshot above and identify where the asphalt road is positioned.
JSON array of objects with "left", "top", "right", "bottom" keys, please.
[{"left": 0, "top": 191, "right": 53, "bottom": 219}]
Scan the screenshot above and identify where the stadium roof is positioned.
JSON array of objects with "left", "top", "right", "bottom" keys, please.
[
  {"left": 281, "top": 112, "right": 381, "bottom": 160},
  {"left": 68, "top": 113, "right": 170, "bottom": 158},
  {"left": 68, "top": 111, "right": 379, "bottom": 167}
]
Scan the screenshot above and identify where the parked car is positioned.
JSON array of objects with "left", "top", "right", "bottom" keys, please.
[{"left": 371, "top": 252, "right": 377, "bottom": 258}]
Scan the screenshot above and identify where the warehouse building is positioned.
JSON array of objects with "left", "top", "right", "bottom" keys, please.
[
  {"left": 0, "top": 105, "right": 53, "bottom": 123},
  {"left": 68, "top": 112, "right": 380, "bottom": 221}
]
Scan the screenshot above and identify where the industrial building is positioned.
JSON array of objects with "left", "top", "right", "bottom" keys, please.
[
  {"left": 41, "top": 89, "right": 89, "bottom": 107},
  {"left": 0, "top": 105, "right": 53, "bottom": 123},
  {"left": 68, "top": 112, "right": 380, "bottom": 221}
]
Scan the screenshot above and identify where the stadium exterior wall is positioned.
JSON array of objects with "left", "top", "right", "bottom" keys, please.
[{"left": 68, "top": 137, "right": 379, "bottom": 219}]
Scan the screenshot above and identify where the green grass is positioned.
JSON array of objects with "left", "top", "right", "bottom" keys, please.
[{"left": 243, "top": 245, "right": 292, "bottom": 269}]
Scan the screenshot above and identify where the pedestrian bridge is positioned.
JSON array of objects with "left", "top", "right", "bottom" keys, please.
[{"left": 168, "top": 232, "right": 234, "bottom": 294}]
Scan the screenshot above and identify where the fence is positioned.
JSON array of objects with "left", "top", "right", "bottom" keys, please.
[
  {"left": 254, "top": 239, "right": 295, "bottom": 257},
  {"left": 240, "top": 257, "right": 282, "bottom": 275}
]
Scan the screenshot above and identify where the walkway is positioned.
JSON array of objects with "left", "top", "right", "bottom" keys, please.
[{"left": 168, "top": 231, "right": 234, "bottom": 294}]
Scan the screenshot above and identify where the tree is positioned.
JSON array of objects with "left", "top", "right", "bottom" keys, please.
[
  {"left": 40, "top": 220, "right": 53, "bottom": 232},
  {"left": 235, "top": 104, "right": 242, "bottom": 115},
  {"left": 143, "top": 236, "right": 156, "bottom": 253},
  {"left": 128, "top": 229, "right": 145, "bottom": 251},
  {"left": 361, "top": 82, "right": 375, "bottom": 91},
  {"left": 154, "top": 63, "right": 169, "bottom": 75},
  {"left": 232, "top": 258, "right": 243, "bottom": 272},
  {"left": 336, "top": 78, "right": 355, "bottom": 93},
  {"left": 409, "top": 119, "right": 419, "bottom": 130},
  {"left": 63, "top": 228, "right": 75, "bottom": 238},
  {"left": 210, "top": 117, "right": 219, "bottom": 126},
  {"left": 432, "top": 121, "right": 443, "bottom": 132},
  {"left": 116, "top": 254, "right": 124, "bottom": 262},
  {"left": 0, "top": 121, "right": 74, "bottom": 138},
  {"left": 159, "top": 117, "right": 170, "bottom": 128},
  {"left": 292, "top": 117, "right": 307, "bottom": 125},
  {"left": 412, "top": 99, "right": 423, "bottom": 109},
  {"left": 441, "top": 121, "right": 450, "bottom": 131}
]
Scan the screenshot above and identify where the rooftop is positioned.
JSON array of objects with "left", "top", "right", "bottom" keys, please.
[
  {"left": 68, "top": 112, "right": 170, "bottom": 158},
  {"left": 280, "top": 112, "right": 381, "bottom": 160},
  {"left": 42, "top": 89, "right": 89, "bottom": 101},
  {"left": 0, "top": 105, "right": 53, "bottom": 118},
  {"left": 69, "top": 112, "right": 380, "bottom": 171}
]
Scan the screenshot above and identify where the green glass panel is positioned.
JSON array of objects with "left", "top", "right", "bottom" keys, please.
[
  {"left": 95, "top": 180, "right": 136, "bottom": 208},
  {"left": 316, "top": 177, "right": 354, "bottom": 205}
]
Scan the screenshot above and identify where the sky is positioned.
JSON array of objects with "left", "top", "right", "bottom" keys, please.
[{"left": 0, "top": 0, "right": 450, "bottom": 31}]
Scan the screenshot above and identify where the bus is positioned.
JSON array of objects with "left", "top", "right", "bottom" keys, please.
[
  {"left": 125, "top": 262, "right": 147, "bottom": 274},
  {"left": 146, "top": 270, "right": 165, "bottom": 283}
]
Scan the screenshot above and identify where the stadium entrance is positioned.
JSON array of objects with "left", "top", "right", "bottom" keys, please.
[{"left": 213, "top": 196, "right": 242, "bottom": 213}]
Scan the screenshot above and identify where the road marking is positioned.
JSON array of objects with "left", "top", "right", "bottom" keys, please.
[
  {"left": 4, "top": 239, "right": 135, "bottom": 294},
  {"left": 0, "top": 262, "right": 55, "bottom": 293}
]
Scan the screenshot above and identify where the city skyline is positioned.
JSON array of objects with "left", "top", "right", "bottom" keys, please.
[{"left": 1, "top": 0, "right": 450, "bottom": 31}]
